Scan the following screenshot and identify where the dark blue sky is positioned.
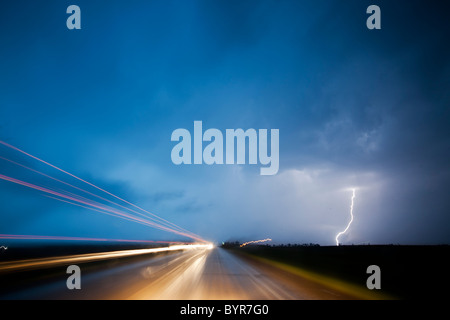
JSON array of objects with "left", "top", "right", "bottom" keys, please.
[{"left": 1, "top": 0, "right": 449, "bottom": 245}]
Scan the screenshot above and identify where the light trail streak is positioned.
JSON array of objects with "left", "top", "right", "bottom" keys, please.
[
  {"left": 240, "top": 238, "right": 272, "bottom": 247},
  {"left": 0, "top": 243, "right": 214, "bottom": 272},
  {"left": 0, "top": 155, "right": 198, "bottom": 239},
  {"left": 335, "top": 188, "right": 356, "bottom": 246},
  {"left": 0, "top": 234, "right": 181, "bottom": 244},
  {"left": 0, "top": 173, "right": 205, "bottom": 242},
  {"left": 0, "top": 141, "right": 198, "bottom": 240},
  {"left": 0, "top": 141, "right": 206, "bottom": 242},
  {"left": 42, "top": 194, "right": 154, "bottom": 226}
]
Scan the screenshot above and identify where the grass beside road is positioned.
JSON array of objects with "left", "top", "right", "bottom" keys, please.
[
  {"left": 228, "top": 244, "right": 450, "bottom": 300},
  {"left": 239, "top": 251, "right": 394, "bottom": 300}
]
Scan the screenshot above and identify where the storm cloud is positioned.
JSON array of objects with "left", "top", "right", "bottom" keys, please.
[{"left": 1, "top": 0, "right": 449, "bottom": 245}]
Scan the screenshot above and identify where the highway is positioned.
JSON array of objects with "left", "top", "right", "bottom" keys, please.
[{"left": 0, "top": 246, "right": 359, "bottom": 299}]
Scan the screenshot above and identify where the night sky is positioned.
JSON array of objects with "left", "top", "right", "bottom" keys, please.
[{"left": 1, "top": 0, "right": 449, "bottom": 245}]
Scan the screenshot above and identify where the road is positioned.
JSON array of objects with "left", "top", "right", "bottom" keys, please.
[{"left": 0, "top": 247, "right": 358, "bottom": 299}]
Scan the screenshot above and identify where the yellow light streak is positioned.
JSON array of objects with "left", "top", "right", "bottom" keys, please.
[{"left": 0, "top": 243, "right": 213, "bottom": 273}]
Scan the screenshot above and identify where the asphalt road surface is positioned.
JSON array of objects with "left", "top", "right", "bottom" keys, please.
[{"left": 1, "top": 247, "right": 358, "bottom": 299}]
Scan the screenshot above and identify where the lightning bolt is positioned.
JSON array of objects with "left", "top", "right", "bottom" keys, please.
[{"left": 335, "top": 188, "right": 356, "bottom": 246}]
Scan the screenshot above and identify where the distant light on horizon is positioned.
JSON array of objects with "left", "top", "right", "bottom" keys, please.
[{"left": 240, "top": 238, "right": 272, "bottom": 247}]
